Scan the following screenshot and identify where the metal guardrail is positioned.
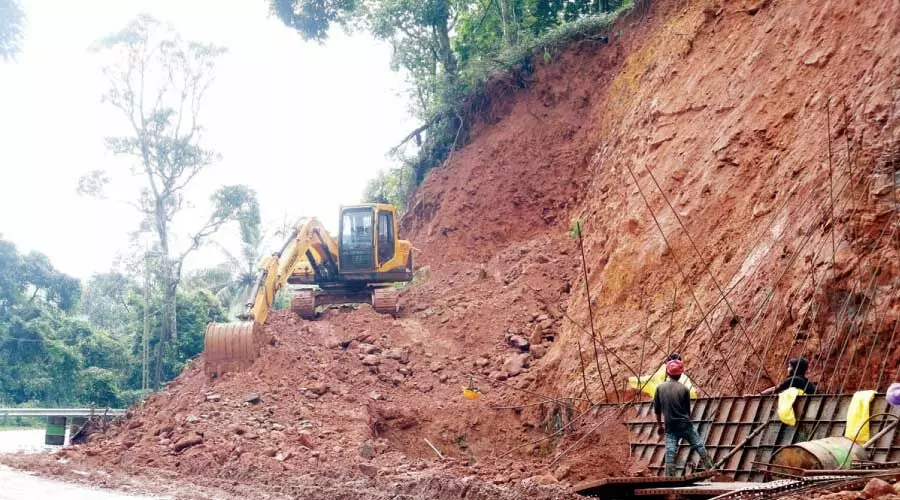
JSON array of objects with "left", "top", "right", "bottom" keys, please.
[{"left": 0, "top": 408, "right": 126, "bottom": 418}]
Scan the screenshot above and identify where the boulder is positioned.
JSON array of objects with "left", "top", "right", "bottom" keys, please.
[
  {"left": 358, "top": 343, "right": 380, "bottom": 355},
  {"left": 360, "top": 440, "right": 376, "bottom": 459},
  {"left": 506, "top": 335, "right": 530, "bottom": 352},
  {"left": 529, "top": 324, "right": 543, "bottom": 346},
  {"left": 862, "top": 478, "right": 895, "bottom": 498},
  {"left": 504, "top": 353, "right": 530, "bottom": 377},
  {"left": 359, "top": 463, "right": 378, "bottom": 478},
  {"left": 308, "top": 382, "right": 330, "bottom": 395}
]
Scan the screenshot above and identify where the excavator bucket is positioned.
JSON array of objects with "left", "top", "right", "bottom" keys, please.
[{"left": 203, "top": 321, "right": 262, "bottom": 377}]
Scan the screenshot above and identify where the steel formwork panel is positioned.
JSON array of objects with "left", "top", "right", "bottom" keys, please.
[{"left": 622, "top": 394, "right": 900, "bottom": 481}]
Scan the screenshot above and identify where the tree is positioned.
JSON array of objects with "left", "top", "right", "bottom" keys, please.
[
  {"left": 269, "top": 0, "right": 358, "bottom": 42},
  {"left": 82, "top": 272, "right": 137, "bottom": 336},
  {"left": 83, "top": 15, "right": 260, "bottom": 389},
  {"left": 0, "top": 0, "right": 25, "bottom": 61}
]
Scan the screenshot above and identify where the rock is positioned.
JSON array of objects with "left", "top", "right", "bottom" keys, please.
[
  {"left": 536, "top": 314, "right": 549, "bottom": 322},
  {"left": 506, "top": 335, "right": 530, "bottom": 352},
  {"left": 172, "top": 435, "right": 203, "bottom": 453},
  {"left": 474, "top": 357, "right": 490, "bottom": 368},
  {"left": 553, "top": 465, "right": 571, "bottom": 480},
  {"left": 490, "top": 371, "right": 508, "bottom": 381},
  {"left": 358, "top": 463, "right": 378, "bottom": 478},
  {"left": 438, "top": 373, "right": 449, "bottom": 383},
  {"left": 390, "top": 374, "right": 405, "bottom": 386},
  {"left": 308, "top": 382, "right": 330, "bottom": 396},
  {"left": 244, "top": 393, "right": 261, "bottom": 404},
  {"left": 362, "top": 355, "right": 381, "bottom": 366},
  {"left": 531, "top": 344, "right": 547, "bottom": 359},
  {"left": 262, "top": 447, "right": 277, "bottom": 457},
  {"left": 528, "top": 474, "right": 558, "bottom": 485},
  {"left": 369, "top": 391, "right": 385, "bottom": 401},
  {"left": 297, "top": 430, "right": 315, "bottom": 449},
  {"left": 894, "top": 482, "right": 900, "bottom": 495},
  {"left": 205, "top": 393, "right": 221, "bottom": 402},
  {"left": 862, "top": 478, "right": 895, "bottom": 498},
  {"left": 275, "top": 451, "right": 293, "bottom": 462},
  {"left": 185, "top": 415, "right": 199, "bottom": 423},
  {"left": 271, "top": 423, "right": 286, "bottom": 431},
  {"left": 417, "top": 383, "right": 433, "bottom": 393},
  {"left": 398, "top": 367, "right": 412, "bottom": 376},
  {"left": 529, "top": 324, "right": 543, "bottom": 346},
  {"left": 358, "top": 343, "right": 380, "bottom": 355},
  {"left": 332, "top": 446, "right": 344, "bottom": 454},
  {"left": 384, "top": 347, "right": 410, "bottom": 364},
  {"left": 429, "top": 361, "right": 444, "bottom": 372},
  {"left": 751, "top": 202, "right": 772, "bottom": 218},
  {"left": 360, "top": 440, "right": 375, "bottom": 459},
  {"left": 503, "top": 353, "right": 530, "bottom": 377}
]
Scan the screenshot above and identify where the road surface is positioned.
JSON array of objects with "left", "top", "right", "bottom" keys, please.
[{"left": 0, "top": 429, "right": 164, "bottom": 499}]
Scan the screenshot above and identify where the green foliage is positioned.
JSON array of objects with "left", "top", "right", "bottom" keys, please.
[
  {"left": 0, "top": 0, "right": 24, "bottom": 62},
  {"left": 362, "top": 164, "right": 414, "bottom": 211},
  {"left": 270, "top": 0, "right": 358, "bottom": 42},
  {"left": 0, "top": 236, "right": 226, "bottom": 409},
  {"left": 568, "top": 218, "right": 583, "bottom": 239}
]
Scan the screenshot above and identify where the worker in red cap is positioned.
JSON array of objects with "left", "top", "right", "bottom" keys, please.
[{"left": 654, "top": 359, "right": 714, "bottom": 476}]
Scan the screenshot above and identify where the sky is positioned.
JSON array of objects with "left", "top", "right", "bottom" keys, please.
[{"left": 0, "top": 0, "right": 416, "bottom": 279}]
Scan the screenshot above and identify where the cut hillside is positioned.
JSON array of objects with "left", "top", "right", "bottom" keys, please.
[
  {"left": 405, "top": 0, "right": 900, "bottom": 399},
  {"left": 6, "top": 0, "right": 899, "bottom": 497}
]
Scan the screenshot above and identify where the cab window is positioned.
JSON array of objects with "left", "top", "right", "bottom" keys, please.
[
  {"left": 341, "top": 210, "right": 373, "bottom": 249},
  {"left": 377, "top": 211, "right": 395, "bottom": 263}
]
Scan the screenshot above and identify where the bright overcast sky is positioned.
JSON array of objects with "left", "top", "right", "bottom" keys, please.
[{"left": 0, "top": 0, "right": 416, "bottom": 279}]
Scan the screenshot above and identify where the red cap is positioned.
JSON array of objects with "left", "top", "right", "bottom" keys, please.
[{"left": 666, "top": 359, "right": 684, "bottom": 377}]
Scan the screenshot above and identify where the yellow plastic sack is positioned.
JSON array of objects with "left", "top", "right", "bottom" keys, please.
[
  {"left": 627, "top": 364, "right": 698, "bottom": 399},
  {"left": 845, "top": 390, "right": 876, "bottom": 443},
  {"left": 777, "top": 387, "right": 804, "bottom": 426}
]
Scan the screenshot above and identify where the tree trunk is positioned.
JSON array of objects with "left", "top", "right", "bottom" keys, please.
[
  {"left": 433, "top": 0, "right": 458, "bottom": 78},
  {"left": 499, "top": 0, "right": 518, "bottom": 46},
  {"left": 142, "top": 254, "right": 150, "bottom": 393}
]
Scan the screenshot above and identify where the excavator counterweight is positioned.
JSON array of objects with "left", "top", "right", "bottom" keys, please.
[{"left": 203, "top": 204, "right": 413, "bottom": 376}]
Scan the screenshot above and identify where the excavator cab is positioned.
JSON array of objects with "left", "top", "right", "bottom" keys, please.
[
  {"left": 203, "top": 203, "right": 413, "bottom": 376},
  {"left": 337, "top": 205, "right": 406, "bottom": 276}
]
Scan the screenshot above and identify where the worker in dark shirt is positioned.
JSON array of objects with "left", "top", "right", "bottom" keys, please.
[
  {"left": 760, "top": 357, "right": 818, "bottom": 395},
  {"left": 654, "top": 359, "right": 714, "bottom": 476}
]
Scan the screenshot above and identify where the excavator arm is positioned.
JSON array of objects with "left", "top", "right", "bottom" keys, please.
[
  {"left": 240, "top": 218, "right": 338, "bottom": 325},
  {"left": 205, "top": 218, "right": 338, "bottom": 376}
]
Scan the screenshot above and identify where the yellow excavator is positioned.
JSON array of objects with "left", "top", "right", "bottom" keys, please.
[{"left": 203, "top": 203, "right": 413, "bottom": 376}]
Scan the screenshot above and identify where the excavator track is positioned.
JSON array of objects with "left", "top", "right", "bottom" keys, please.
[
  {"left": 204, "top": 321, "right": 260, "bottom": 377},
  {"left": 291, "top": 289, "right": 317, "bottom": 320},
  {"left": 371, "top": 287, "right": 399, "bottom": 316}
]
